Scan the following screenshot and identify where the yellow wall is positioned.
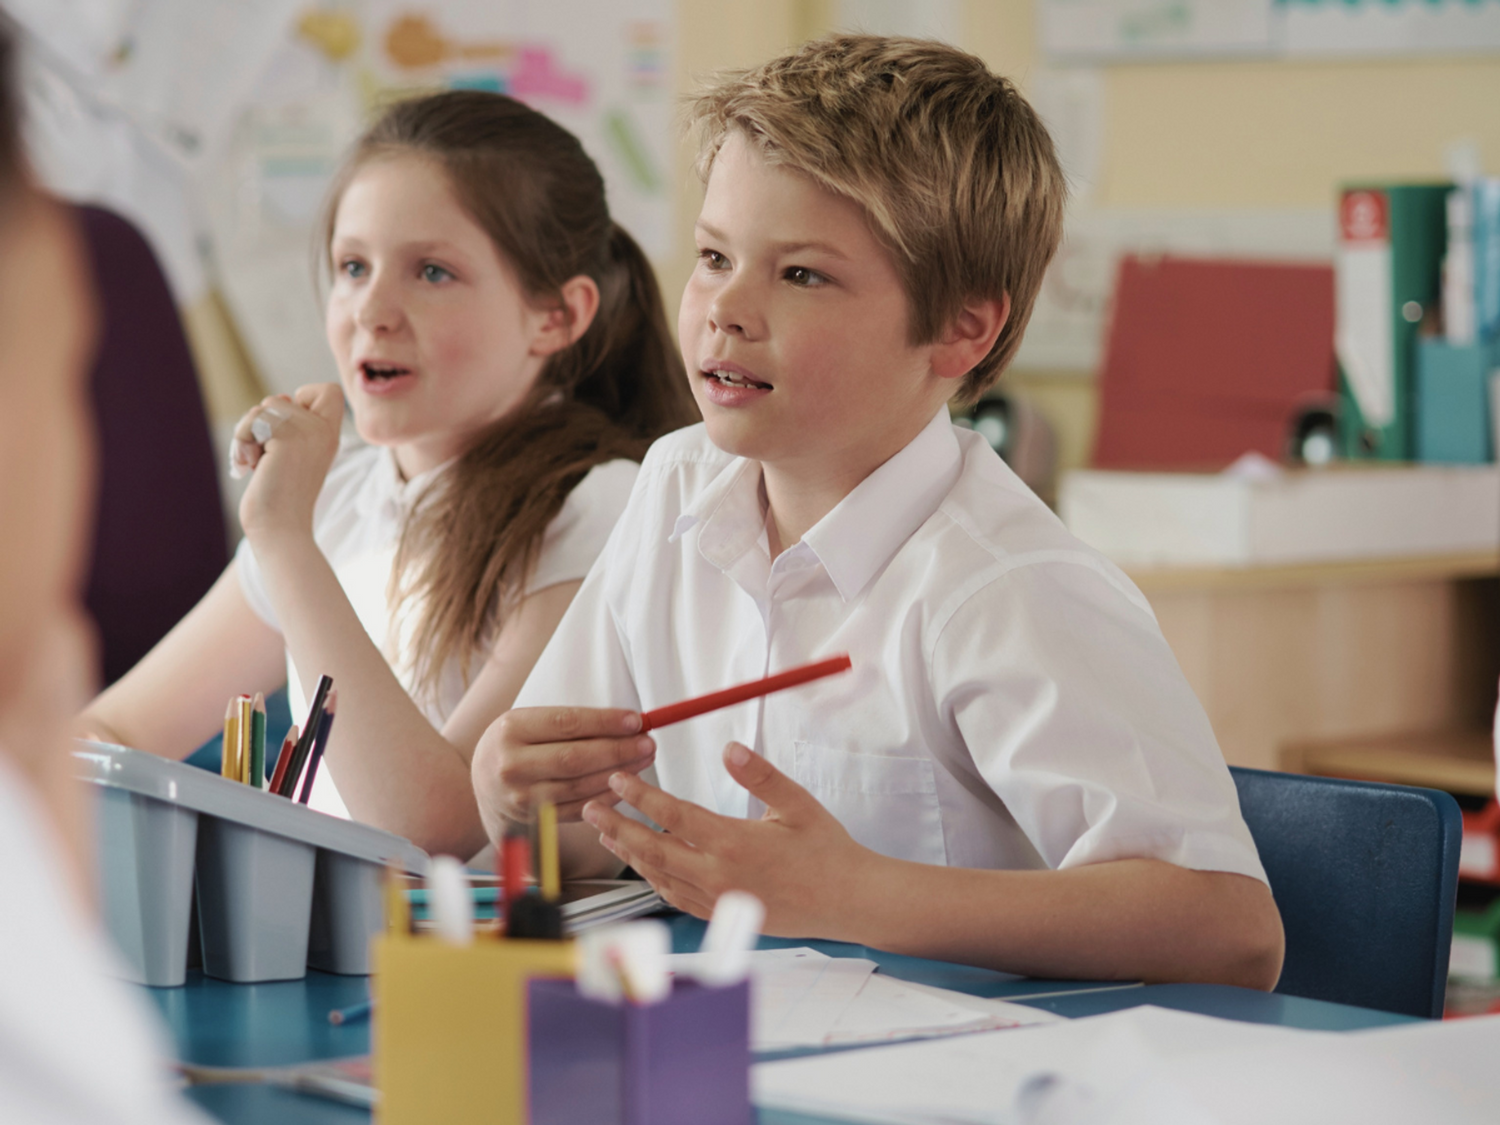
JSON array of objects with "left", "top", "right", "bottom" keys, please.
[{"left": 670, "top": 0, "right": 1500, "bottom": 473}]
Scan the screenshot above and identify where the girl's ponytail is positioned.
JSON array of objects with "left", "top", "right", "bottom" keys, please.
[{"left": 568, "top": 222, "right": 695, "bottom": 442}]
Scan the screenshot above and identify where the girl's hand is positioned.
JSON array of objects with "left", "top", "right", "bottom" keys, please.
[
  {"left": 582, "top": 742, "right": 883, "bottom": 939},
  {"left": 236, "top": 384, "right": 344, "bottom": 549}
]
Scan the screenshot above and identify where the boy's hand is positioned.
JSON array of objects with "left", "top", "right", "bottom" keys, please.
[
  {"left": 582, "top": 742, "right": 880, "bottom": 937},
  {"left": 237, "top": 384, "right": 344, "bottom": 547},
  {"left": 471, "top": 706, "right": 657, "bottom": 837}
]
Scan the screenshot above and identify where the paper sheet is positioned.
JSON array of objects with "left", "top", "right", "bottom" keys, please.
[
  {"left": 665, "top": 948, "right": 1055, "bottom": 1052},
  {"left": 753, "top": 1005, "right": 1500, "bottom": 1125}
]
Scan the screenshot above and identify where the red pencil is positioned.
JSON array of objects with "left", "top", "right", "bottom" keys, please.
[
  {"left": 639, "top": 654, "right": 852, "bottom": 733},
  {"left": 267, "top": 725, "right": 299, "bottom": 797}
]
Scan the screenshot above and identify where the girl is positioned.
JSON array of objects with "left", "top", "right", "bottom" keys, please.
[{"left": 80, "top": 91, "right": 696, "bottom": 859}]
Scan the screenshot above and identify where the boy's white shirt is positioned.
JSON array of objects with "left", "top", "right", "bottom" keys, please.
[
  {"left": 236, "top": 441, "right": 639, "bottom": 818},
  {"left": 518, "top": 409, "right": 1268, "bottom": 881},
  {"left": 0, "top": 754, "right": 209, "bottom": 1125}
]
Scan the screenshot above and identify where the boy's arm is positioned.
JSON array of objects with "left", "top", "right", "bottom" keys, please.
[
  {"left": 584, "top": 744, "right": 1284, "bottom": 989},
  {"left": 470, "top": 537, "right": 653, "bottom": 878}
]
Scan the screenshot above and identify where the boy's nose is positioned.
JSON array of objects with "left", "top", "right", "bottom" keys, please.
[{"left": 707, "top": 282, "right": 761, "bottom": 340}]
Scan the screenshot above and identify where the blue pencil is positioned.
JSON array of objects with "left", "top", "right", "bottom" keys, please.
[
  {"left": 327, "top": 999, "right": 372, "bottom": 1026},
  {"left": 296, "top": 693, "right": 337, "bottom": 804}
]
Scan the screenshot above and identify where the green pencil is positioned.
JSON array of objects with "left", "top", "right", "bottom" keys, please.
[{"left": 250, "top": 693, "right": 267, "bottom": 788}]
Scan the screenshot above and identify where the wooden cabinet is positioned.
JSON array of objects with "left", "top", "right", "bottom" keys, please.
[{"left": 1132, "top": 553, "right": 1500, "bottom": 791}]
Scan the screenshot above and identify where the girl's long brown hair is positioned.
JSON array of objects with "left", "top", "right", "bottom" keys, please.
[{"left": 322, "top": 91, "right": 696, "bottom": 700}]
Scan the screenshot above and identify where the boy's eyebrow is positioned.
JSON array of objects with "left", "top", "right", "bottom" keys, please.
[{"left": 696, "top": 220, "right": 849, "bottom": 261}]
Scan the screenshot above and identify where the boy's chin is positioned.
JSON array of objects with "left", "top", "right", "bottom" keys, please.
[{"left": 701, "top": 415, "right": 776, "bottom": 461}]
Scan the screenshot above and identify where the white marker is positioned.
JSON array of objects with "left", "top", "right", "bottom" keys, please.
[
  {"left": 696, "top": 890, "right": 764, "bottom": 987},
  {"left": 425, "top": 855, "right": 473, "bottom": 947},
  {"left": 577, "top": 920, "right": 671, "bottom": 1005},
  {"left": 229, "top": 402, "right": 291, "bottom": 479}
]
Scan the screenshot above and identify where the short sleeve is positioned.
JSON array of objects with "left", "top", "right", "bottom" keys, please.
[
  {"left": 234, "top": 536, "right": 282, "bottom": 632},
  {"left": 936, "top": 561, "right": 1268, "bottom": 884},
  {"left": 524, "top": 459, "right": 639, "bottom": 596}
]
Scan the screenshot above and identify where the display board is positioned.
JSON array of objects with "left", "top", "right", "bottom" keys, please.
[{"left": 1041, "top": 0, "right": 1500, "bottom": 61}]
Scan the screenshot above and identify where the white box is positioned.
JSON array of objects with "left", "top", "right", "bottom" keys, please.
[{"left": 1059, "top": 464, "right": 1500, "bottom": 569}]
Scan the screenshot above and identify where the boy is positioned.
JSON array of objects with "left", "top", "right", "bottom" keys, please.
[{"left": 471, "top": 36, "right": 1283, "bottom": 987}]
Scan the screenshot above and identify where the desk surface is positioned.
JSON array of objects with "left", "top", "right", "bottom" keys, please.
[{"left": 150, "top": 914, "right": 1415, "bottom": 1124}]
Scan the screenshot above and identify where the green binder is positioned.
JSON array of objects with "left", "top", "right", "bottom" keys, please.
[{"left": 1335, "top": 183, "right": 1449, "bottom": 460}]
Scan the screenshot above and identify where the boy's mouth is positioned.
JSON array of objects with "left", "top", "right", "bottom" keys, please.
[{"left": 701, "top": 362, "right": 771, "bottom": 390}]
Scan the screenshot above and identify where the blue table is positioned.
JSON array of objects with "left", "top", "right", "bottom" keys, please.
[{"left": 149, "top": 915, "right": 1416, "bottom": 1123}]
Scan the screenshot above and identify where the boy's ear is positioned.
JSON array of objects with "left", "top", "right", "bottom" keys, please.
[
  {"left": 530, "top": 274, "right": 602, "bottom": 357},
  {"left": 931, "top": 295, "right": 1010, "bottom": 382}
]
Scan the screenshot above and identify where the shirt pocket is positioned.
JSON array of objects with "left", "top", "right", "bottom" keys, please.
[{"left": 791, "top": 742, "right": 947, "bottom": 866}]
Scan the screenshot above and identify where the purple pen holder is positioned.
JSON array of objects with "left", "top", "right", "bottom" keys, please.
[{"left": 527, "top": 977, "right": 751, "bottom": 1125}]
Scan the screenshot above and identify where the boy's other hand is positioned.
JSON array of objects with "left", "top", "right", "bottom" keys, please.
[
  {"left": 582, "top": 742, "right": 878, "bottom": 938},
  {"left": 471, "top": 706, "right": 655, "bottom": 838},
  {"left": 237, "top": 384, "right": 344, "bottom": 546}
]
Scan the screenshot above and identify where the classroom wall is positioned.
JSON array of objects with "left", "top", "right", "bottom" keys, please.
[{"left": 668, "top": 0, "right": 1500, "bottom": 476}]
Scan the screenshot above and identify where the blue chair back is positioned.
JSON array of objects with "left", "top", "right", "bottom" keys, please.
[{"left": 1230, "top": 766, "right": 1461, "bottom": 1019}]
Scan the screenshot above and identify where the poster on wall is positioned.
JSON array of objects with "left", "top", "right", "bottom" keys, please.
[
  {"left": 1279, "top": 0, "right": 1500, "bottom": 59},
  {"left": 1041, "top": 0, "right": 1500, "bottom": 60},
  {"left": 1039, "top": 0, "right": 1276, "bottom": 60}
]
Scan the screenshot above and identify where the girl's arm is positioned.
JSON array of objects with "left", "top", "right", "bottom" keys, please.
[
  {"left": 262, "top": 539, "right": 583, "bottom": 858},
  {"left": 239, "top": 384, "right": 596, "bottom": 858},
  {"left": 77, "top": 562, "right": 288, "bottom": 755}
]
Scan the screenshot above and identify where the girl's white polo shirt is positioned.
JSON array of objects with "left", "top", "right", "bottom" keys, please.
[
  {"left": 516, "top": 410, "right": 1268, "bottom": 882},
  {"left": 236, "top": 441, "right": 638, "bottom": 818}
]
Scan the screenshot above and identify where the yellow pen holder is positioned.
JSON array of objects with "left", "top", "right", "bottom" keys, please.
[{"left": 372, "top": 930, "right": 577, "bottom": 1125}]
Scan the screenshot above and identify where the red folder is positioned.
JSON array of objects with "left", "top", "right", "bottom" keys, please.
[{"left": 1092, "top": 256, "right": 1336, "bottom": 470}]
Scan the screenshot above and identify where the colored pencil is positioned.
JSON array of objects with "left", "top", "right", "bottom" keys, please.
[
  {"left": 297, "top": 691, "right": 337, "bottom": 805},
  {"left": 277, "top": 675, "right": 332, "bottom": 797},
  {"left": 538, "top": 800, "right": 560, "bottom": 901},
  {"left": 236, "top": 695, "right": 252, "bottom": 785},
  {"left": 220, "top": 698, "right": 237, "bottom": 780},
  {"left": 327, "top": 999, "right": 372, "bottom": 1026},
  {"left": 249, "top": 693, "right": 266, "bottom": 788},
  {"left": 638, "top": 654, "right": 853, "bottom": 733},
  {"left": 268, "top": 725, "right": 299, "bottom": 797}
]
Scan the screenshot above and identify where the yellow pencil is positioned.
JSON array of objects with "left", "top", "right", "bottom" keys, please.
[
  {"left": 538, "top": 800, "right": 560, "bottom": 901},
  {"left": 222, "top": 698, "right": 239, "bottom": 780},
  {"left": 237, "top": 695, "right": 253, "bottom": 785}
]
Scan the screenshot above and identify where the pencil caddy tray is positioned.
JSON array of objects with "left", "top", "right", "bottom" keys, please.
[{"left": 75, "top": 741, "right": 428, "bottom": 988}]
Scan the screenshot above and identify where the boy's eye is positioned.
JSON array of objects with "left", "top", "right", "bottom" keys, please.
[
  {"left": 698, "top": 248, "right": 729, "bottom": 270},
  {"left": 421, "top": 263, "right": 454, "bottom": 283},
  {"left": 783, "top": 266, "right": 827, "bottom": 288}
]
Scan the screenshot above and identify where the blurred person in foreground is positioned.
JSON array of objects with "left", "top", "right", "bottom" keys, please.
[{"left": 0, "top": 18, "right": 209, "bottom": 1123}]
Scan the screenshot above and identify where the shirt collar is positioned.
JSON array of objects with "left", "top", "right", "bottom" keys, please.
[
  {"left": 354, "top": 445, "right": 455, "bottom": 523},
  {"left": 803, "top": 407, "right": 962, "bottom": 601},
  {"left": 670, "top": 407, "right": 962, "bottom": 601}
]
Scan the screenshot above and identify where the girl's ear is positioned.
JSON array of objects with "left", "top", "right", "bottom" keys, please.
[{"left": 530, "top": 275, "right": 601, "bottom": 357}]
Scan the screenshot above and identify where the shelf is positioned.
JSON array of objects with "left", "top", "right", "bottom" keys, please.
[
  {"left": 1285, "top": 730, "right": 1495, "bottom": 796},
  {"left": 1128, "top": 551, "right": 1500, "bottom": 594}
]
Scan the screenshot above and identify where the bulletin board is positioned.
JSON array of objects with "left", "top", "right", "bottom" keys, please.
[{"left": 1040, "top": 0, "right": 1500, "bottom": 61}]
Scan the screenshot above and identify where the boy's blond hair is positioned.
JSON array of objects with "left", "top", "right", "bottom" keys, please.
[{"left": 688, "top": 35, "right": 1065, "bottom": 404}]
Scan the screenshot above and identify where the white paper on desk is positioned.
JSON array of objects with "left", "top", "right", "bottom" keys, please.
[
  {"left": 753, "top": 1005, "right": 1500, "bottom": 1125},
  {"left": 665, "top": 948, "right": 1052, "bottom": 1051},
  {"left": 668, "top": 948, "right": 872, "bottom": 1048}
]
